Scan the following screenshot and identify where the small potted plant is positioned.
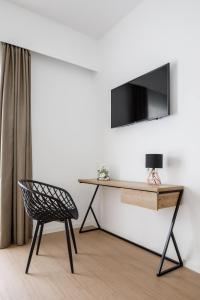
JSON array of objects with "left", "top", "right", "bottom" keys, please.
[{"left": 97, "top": 166, "right": 110, "bottom": 181}]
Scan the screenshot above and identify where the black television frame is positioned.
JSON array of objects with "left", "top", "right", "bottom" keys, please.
[{"left": 111, "top": 63, "right": 170, "bottom": 128}]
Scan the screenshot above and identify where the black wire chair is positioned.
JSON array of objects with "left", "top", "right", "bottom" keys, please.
[{"left": 18, "top": 179, "right": 79, "bottom": 274}]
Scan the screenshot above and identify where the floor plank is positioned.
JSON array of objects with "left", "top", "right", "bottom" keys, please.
[{"left": 0, "top": 229, "right": 200, "bottom": 300}]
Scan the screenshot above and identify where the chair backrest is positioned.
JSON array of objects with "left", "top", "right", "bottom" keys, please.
[{"left": 18, "top": 180, "right": 78, "bottom": 222}]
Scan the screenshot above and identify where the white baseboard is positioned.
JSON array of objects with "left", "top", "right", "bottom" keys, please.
[
  {"left": 43, "top": 224, "right": 65, "bottom": 234},
  {"left": 42, "top": 221, "right": 94, "bottom": 235},
  {"left": 184, "top": 262, "right": 200, "bottom": 274}
]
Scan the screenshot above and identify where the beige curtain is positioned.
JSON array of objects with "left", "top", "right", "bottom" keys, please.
[{"left": 0, "top": 42, "right": 32, "bottom": 248}]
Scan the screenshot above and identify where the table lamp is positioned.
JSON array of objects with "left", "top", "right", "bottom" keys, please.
[{"left": 145, "top": 154, "right": 163, "bottom": 185}]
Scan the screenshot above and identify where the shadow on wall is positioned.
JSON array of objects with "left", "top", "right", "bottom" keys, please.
[
  {"left": 170, "top": 61, "right": 178, "bottom": 115},
  {"left": 166, "top": 156, "right": 182, "bottom": 168},
  {"left": 180, "top": 187, "right": 200, "bottom": 266},
  {"left": 108, "top": 165, "right": 121, "bottom": 179},
  {"left": 164, "top": 156, "right": 183, "bottom": 184}
]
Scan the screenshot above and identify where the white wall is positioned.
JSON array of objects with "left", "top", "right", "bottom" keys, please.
[
  {"left": 97, "top": 0, "right": 200, "bottom": 273},
  {"left": 0, "top": 0, "right": 101, "bottom": 233},
  {"left": 1, "top": 0, "right": 200, "bottom": 274},
  {"left": 0, "top": 0, "right": 98, "bottom": 71},
  {"left": 31, "top": 52, "right": 102, "bottom": 233}
]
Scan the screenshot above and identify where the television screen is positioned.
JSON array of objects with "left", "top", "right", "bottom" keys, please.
[{"left": 111, "top": 63, "right": 170, "bottom": 128}]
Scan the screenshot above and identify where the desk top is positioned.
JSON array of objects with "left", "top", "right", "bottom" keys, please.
[{"left": 78, "top": 178, "right": 184, "bottom": 193}]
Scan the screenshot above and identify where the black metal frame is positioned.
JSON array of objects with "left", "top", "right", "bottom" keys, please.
[
  {"left": 18, "top": 180, "right": 79, "bottom": 274},
  {"left": 79, "top": 185, "right": 100, "bottom": 233},
  {"left": 79, "top": 185, "right": 183, "bottom": 277},
  {"left": 25, "top": 219, "right": 77, "bottom": 274}
]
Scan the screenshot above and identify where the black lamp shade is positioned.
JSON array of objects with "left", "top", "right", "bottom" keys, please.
[{"left": 145, "top": 154, "right": 163, "bottom": 169}]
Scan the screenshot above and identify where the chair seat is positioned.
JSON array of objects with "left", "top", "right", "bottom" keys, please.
[
  {"left": 67, "top": 208, "right": 78, "bottom": 220},
  {"left": 33, "top": 207, "right": 79, "bottom": 223}
]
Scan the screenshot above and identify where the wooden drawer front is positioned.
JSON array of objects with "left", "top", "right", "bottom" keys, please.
[
  {"left": 158, "top": 192, "right": 179, "bottom": 209},
  {"left": 121, "top": 189, "right": 158, "bottom": 210},
  {"left": 121, "top": 189, "right": 180, "bottom": 210}
]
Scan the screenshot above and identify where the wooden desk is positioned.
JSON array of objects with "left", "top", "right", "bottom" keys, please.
[
  {"left": 78, "top": 178, "right": 184, "bottom": 277},
  {"left": 79, "top": 179, "right": 183, "bottom": 210}
]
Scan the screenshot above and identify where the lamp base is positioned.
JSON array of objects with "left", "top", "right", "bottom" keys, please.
[{"left": 147, "top": 168, "right": 161, "bottom": 185}]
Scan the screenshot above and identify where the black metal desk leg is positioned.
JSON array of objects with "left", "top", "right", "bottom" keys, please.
[
  {"left": 157, "top": 190, "right": 183, "bottom": 276},
  {"left": 79, "top": 185, "right": 100, "bottom": 233}
]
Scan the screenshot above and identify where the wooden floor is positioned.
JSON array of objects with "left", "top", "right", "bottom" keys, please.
[{"left": 0, "top": 229, "right": 200, "bottom": 300}]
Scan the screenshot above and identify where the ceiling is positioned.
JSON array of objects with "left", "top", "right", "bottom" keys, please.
[{"left": 7, "top": 0, "right": 142, "bottom": 39}]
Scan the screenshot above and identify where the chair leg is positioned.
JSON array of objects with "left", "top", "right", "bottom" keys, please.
[
  {"left": 69, "top": 219, "right": 77, "bottom": 254},
  {"left": 64, "top": 220, "right": 74, "bottom": 273},
  {"left": 25, "top": 221, "right": 40, "bottom": 274},
  {"left": 36, "top": 223, "right": 44, "bottom": 255}
]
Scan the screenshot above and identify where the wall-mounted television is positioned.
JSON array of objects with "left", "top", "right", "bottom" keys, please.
[{"left": 111, "top": 63, "right": 170, "bottom": 128}]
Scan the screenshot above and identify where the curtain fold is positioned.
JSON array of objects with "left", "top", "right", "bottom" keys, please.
[{"left": 0, "top": 42, "right": 32, "bottom": 248}]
